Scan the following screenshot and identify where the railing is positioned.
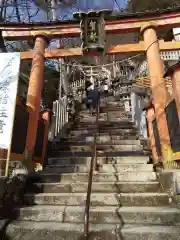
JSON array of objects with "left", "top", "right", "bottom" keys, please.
[
  {"left": 135, "top": 77, "right": 172, "bottom": 89},
  {"left": 49, "top": 95, "right": 68, "bottom": 140},
  {"left": 84, "top": 93, "right": 100, "bottom": 238},
  {"left": 70, "top": 79, "right": 85, "bottom": 89}
]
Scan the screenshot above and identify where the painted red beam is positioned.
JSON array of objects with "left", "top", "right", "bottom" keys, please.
[
  {"left": 2, "top": 11, "right": 180, "bottom": 40},
  {"left": 20, "top": 40, "right": 180, "bottom": 59}
]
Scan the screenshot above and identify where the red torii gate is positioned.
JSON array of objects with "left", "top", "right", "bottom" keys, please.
[
  {"left": 2, "top": 11, "right": 180, "bottom": 59},
  {"left": 2, "top": 9, "right": 180, "bottom": 168}
]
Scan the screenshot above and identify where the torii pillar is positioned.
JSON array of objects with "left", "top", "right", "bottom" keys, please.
[
  {"left": 25, "top": 34, "right": 49, "bottom": 168},
  {"left": 141, "top": 24, "right": 170, "bottom": 161},
  {"left": 163, "top": 62, "right": 180, "bottom": 166},
  {"left": 171, "top": 27, "right": 180, "bottom": 117},
  {"left": 164, "top": 62, "right": 180, "bottom": 118}
]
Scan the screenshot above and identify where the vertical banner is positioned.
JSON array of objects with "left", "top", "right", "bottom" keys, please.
[{"left": 0, "top": 53, "right": 21, "bottom": 175}]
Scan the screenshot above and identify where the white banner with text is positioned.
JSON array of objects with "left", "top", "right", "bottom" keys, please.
[{"left": 0, "top": 53, "right": 20, "bottom": 150}]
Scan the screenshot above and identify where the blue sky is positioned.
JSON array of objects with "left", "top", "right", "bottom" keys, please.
[
  {"left": 4, "top": 0, "right": 128, "bottom": 55},
  {"left": 4, "top": 0, "right": 128, "bottom": 23},
  {"left": 57, "top": 0, "right": 128, "bottom": 18}
]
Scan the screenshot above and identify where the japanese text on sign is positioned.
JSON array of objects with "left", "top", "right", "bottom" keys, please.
[{"left": 0, "top": 53, "right": 20, "bottom": 149}]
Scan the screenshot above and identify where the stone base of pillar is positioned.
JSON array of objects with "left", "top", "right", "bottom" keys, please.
[
  {"left": 23, "top": 149, "right": 36, "bottom": 172},
  {"left": 161, "top": 144, "right": 180, "bottom": 169}
]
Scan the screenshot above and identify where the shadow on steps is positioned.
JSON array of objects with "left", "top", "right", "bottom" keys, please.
[
  {"left": 0, "top": 220, "right": 11, "bottom": 240},
  {"left": 0, "top": 174, "right": 35, "bottom": 239}
]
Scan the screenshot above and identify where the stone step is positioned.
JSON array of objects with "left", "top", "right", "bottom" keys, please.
[
  {"left": 82, "top": 107, "right": 125, "bottom": 113},
  {"left": 101, "top": 99, "right": 123, "bottom": 104},
  {"left": 47, "top": 156, "right": 149, "bottom": 165},
  {"left": 70, "top": 130, "right": 138, "bottom": 135},
  {"left": 43, "top": 163, "right": 153, "bottom": 173},
  {"left": 121, "top": 224, "right": 180, "bottom": 240},
  {"left": 101, "top": 100, "right": 123, "bottom": 106},
  {"left": 80, "top": 111, "right": 128, "bottom": 116},
  {"left": 69, "top": 129, "right": 137, "bottom": 136},
  {"left": 74, "top": 125, "right": 135, "bottom": 130},
  {"left": 80, "top": 106, "right": 124, "bottom": 111},
  {"left": 50, "top": 150, "right": 147, "bottom": 158},
  {"left": 81, "top": 115, "right": 132, "bottom": 120},
  {"left": 80, "top": 110, "right": 129, "bottom": 117},
  {"left": 80, "top": 111, "right": 131, "bottom": 117},
  {"left": 100, "top": 107, "right": 125, "bottom": 112},
  {"left": 6, "top": 222, "right": 119, "bottom": 240},
  {"left": 65, "top": 134, "right": 139, "bottom": 141},
  {"left": 80, "top": 113, "right": 128, "bottom": 118},
  {"left": 17, "top": 206, "right": 180, "bottom": 225},
  {"left": 52, "top": 139, "right": 141, "bottom": 146},
  {"left": 76, "top": 121, "right": 133, "bottom": 127},
  {"left": 51, "top": 144, "right": 143, "bottom": 152},
  {"left": 27, "top": 181, "right": 161, "bottom": 194},
  {"left": 35, "top": 171, "right": 156, "bottom": 183},
  {"left": 80, "top": 117, "right": 132, "bottom": 123},
  {"left": 24, "top": 193, "right": 170, "bottom": 206},
  {"left": 100, "top": 112, "right": 129, "bottom": 117},
  {"left": 119, "top": 206, "right": 180, "bottom": 225}
]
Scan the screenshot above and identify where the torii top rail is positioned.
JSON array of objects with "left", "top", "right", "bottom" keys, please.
[{"left": 1, "top": 9, "right": 180, "bottom": 59}]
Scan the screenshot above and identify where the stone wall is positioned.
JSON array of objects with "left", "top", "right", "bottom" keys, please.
[
  {"left": 0, "top": 174, "right": 28, "bottom": 238},
  {"left": 0, "top": 174, "right": 27, "bottom": 207},
  {"left": 158, "top": 170, "right": 180, "bottom": 196},
  {"left": 0, "top": 173, "right": 27, "bottom": 235}
]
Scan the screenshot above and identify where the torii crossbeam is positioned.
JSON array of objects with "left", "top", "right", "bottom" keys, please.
[
  {"left": 19, "top": 40, "right": 180, "bottom": 59},
  {"left": 2, "top": 10, "right": 180, "bottom": 40},
  {"left": 2, "top": 10, "right": 180, "bottom": 58}
]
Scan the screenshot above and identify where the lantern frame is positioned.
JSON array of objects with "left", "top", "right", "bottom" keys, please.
[{"left": 73, "top": 9, "right": 112, "bottom": 55}]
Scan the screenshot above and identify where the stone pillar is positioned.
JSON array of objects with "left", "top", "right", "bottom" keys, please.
[
  {"left": 60, "top": 59, "right": 70, "bottom": 95},
  {"left": 141, "top": 24, "right": 170, "bottom": 159},
  {"left": 26, "top": 35, "right": 49, "bottom": 155},
  {"left": 146, "top": 107, "right": 159, "bottom": 164},
  {"left": 131, "top": 92, "right": 136, "bottom": 123}
]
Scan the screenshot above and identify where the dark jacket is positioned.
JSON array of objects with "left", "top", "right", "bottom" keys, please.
[{"left": 87, "top": 89, "right": 99, "bottom": 107}]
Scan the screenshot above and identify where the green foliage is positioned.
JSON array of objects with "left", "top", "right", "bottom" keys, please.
[{"left": 129, "top": 0, "right": 180, "bottom": 12}]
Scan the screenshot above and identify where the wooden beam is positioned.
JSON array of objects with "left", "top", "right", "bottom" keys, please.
[
  {"left": 20, "top": 40, "right": 180, "bottom": 59},
  {"left": 106, "top": 12, "right": 180, "bottom": 34},
  {"left": 2, "top": 12, "right": 180, "bottom": 40}
]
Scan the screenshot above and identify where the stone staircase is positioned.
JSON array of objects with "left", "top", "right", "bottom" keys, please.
[{"left": 6, "top": 96, "right": 180, "bottom": 239}]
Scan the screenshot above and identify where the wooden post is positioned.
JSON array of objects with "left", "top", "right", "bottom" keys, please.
[
  {"left": 26, "top": 35, "right": 49, "bottom": 161},
  {"left": 41, "top": 109, "right": 51, "bottom": 165},
  {"left": 171, "top": 28, "right": 180, "bottom": 117},
  {"left": 146, "top": 107, "right": 159, "bottom": 165},
  {"left": 164, "top": 63, "right": 180, "bottom": 118},
  {"left": 141, "top": 24, "right": 170, "bottom": 161}
]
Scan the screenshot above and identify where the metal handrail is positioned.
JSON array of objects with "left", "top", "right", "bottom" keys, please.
[
  {"left": 49, "top": 96, "right": 68, "bottom": 140},
  {"left": 84, "top": 92, "right": 100, "bottom": 238}
]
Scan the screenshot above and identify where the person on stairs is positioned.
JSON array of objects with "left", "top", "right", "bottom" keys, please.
[
  {"left": 86, "top": 85, "right": 99, "bottom": 116},
  {"left": 103, "top": 79, "right": 109, "bottom": 106},
  {"left": 103, "top": 79, "right": 109, "bottom": 97},
  {"left": 85, "top": 79, "right": 92, "bottom": 98}
]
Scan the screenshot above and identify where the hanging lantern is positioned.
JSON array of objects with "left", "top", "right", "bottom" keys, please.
[{"left": 73, "top": 9, "right": 111, "bottom": 55}]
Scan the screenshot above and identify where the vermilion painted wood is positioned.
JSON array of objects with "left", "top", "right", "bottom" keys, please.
[
  {"left": 2, "top": 11, "right": 180, "bottom": 40},
  {"left": 19, "top": 40, "right": 180, "bottom": 59}
]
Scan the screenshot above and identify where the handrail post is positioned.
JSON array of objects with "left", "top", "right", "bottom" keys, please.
[{"left": 84, "top": 90, "right": 100, "bottom": 238}]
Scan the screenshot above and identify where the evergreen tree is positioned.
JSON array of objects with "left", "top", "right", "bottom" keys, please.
[{"left": 128, "top": 0, "right": 180, "bottom": 13}]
